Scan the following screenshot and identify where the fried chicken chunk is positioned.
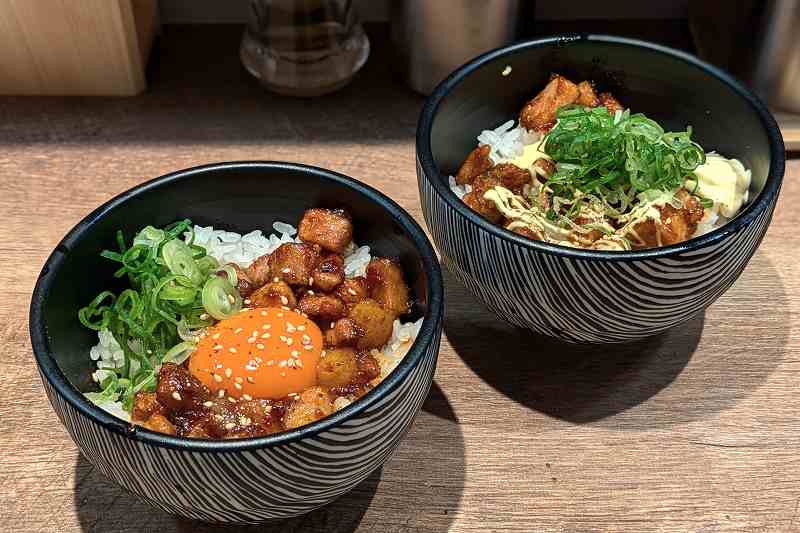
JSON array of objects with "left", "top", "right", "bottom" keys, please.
[
  {"left": 463, "top": 174, "right": 503, "bottom": 223},
  {"left": 519, "top": 74, "right": 579, "bottom": 131},
  {"left": 298, "top": 208, "right": 353, "bottom": 253},
  {"left": 456, "top": 145, "right": 493, "bottom": 186}
]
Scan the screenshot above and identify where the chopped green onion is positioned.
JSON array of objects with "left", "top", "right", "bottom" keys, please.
[{"left": 201, "top": 276, "right": 242, "bottom": 320}]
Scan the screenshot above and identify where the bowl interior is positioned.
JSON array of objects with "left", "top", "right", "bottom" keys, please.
[
  {"left": 429, "top": 37, "right": 774, "bottom": 203},
  {"left": 38, "top": 163, "right": 433, "bottom": 401}
]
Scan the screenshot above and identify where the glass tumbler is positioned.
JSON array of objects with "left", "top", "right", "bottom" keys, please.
[{"left": 240, "top": 0, "right": 370, "bottom": 97}]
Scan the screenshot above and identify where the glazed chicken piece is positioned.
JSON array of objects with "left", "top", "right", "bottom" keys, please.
[
  {"left": 366, "top": 258, "right": 410, "bottom": 316},
  {"left": 132, "top": 392, "right": 165, "bottom": 422},
  {"left": 267, "top": 243, "right": 320, "bottom": 286},
  {"left": 311, "top": 253, "right": 345, "bottom": 292},
  {"left": 463, "top": 174, "right": 503, "bottom": 223},
  {"left": 142, "top": 414, "right": 176, "bottom": 435},
  {"left": 349, "top": 299, "right": 395, "bottom": 350},
  {"left": 519, "top": 74, "right": 580, "bottom": 131},
  {"left": 297, "top": 293, "right": 348, "bottom": 321},
  {"left": 576, "top": 81, "right": 600, "bottom": 107},
  {"left": 333, "top": 277, "right": 369, "bottom": 309},
  {"left": 324, "top": 350, "right": 382, "bottom": 396},
  {"left": 250, "top": 280, "right": 297, "bottom": 308},
  {"left": 155, "top": 363, "right": 210, "bottom": 412},
  {"left": 298, "top": 208, "right": 353, "bottom": 253},
  {"left": 485, "top": 163, "right": 532, "bottom": 194},
  {"left": 324, "top": 317, "right": 362, "bottom": 347},
  {"left": 455, "top": 145, "right": 493, "bottom": 186},
  {"left": 244, "top": 254, "right": 272, "bottom": 288},
  {"left": 283, "top": 386, "right": 334, "bottom": 429},
  {"left": 627, "top": 192, "right": 705, "bottom": 249},
  {"left": 599, "top": 92, "right": 624, "bottom": 114}
]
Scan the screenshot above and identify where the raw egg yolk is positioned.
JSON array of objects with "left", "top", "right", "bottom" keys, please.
[{"left": 189, "top": 307, "right": 323, "bottom": 400}]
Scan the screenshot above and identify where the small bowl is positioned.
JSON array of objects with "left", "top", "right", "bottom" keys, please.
[
  {"left": 416, "top": 35, "right": 784, "bottom": 343},
  {"left": 30, "top": 162, "right": 444, "bottom": 523}
]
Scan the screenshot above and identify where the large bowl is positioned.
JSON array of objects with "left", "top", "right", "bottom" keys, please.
[
  {"left": 29, "top": 162, "right": 444, "bottom": 523},
  {"left": 416, "top": 35, "right": 784, "bottom": 343}
]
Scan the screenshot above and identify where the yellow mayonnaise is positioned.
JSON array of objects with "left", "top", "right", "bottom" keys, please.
[
  {"left": 688, "top": 154, "right": 751, "bottom": 218},
  {"left": 507, "top": 141, "right": 551, "bottom": 171}
]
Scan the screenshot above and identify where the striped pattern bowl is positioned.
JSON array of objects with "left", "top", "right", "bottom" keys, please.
[
  {"left": 416, "top": 36, "right": 784, "bottom": 343},
  {"left": 30, "top": 162, "right": 444, "bottom": 523}
]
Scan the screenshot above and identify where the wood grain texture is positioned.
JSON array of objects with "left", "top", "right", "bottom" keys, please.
[
  {"left": 1, "top": 25, "right": 799, "bottom": 533},
  {"left": 0, "top": 0, "right": 158, "bottom": 96}
]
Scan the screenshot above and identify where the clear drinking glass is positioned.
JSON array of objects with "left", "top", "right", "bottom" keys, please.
[{"left": 240, "top": 0, "right": 370, "bottom": 97}]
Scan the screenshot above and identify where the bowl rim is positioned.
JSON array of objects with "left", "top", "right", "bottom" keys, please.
[
  {"left": 29, "top": 161, "right": 444, "bottom": 452},
  {"left": 416, "top": 34, "right": 786, "bottom": 262}
]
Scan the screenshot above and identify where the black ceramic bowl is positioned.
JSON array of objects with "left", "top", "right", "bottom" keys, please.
[
  {"left": 417, "top": 35, "right": 784, "bottom": 343},
  {"left": 30, "top": 162, "right": 443, "bottom": 523}
]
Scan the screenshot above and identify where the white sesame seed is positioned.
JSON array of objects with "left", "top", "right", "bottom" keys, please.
[
  {"left": 228, "top": 294, "right": 235, "bottom": 304},
  {"left": 309, "top": 277, "right": 314, "bottom": 285},
  {"left": 301, "top": 334, "right": 311, "bottom": 344},
  {"left": 321, "top": 350, "right": 327, "bottom": 357},
  {"left": 213, "top": 374, "right": 223, "bottom": 383},
  {"left": 279, "top": 360, "right": 287, "bottom": 367},
  {"left": 307, "top": 290, "right": 315, "bottom": 295},
  {"left": 225, "top": 422, "right": 235, "bottom": 430},
  {"left": 225, "top": 368, "right": 232, "bottom": 378},
  {"left": 281, "top": 268, "right": 291, "bottom": 274},
  {"left": 280, "top": 296, "right": 289, "bottom": 305},
  {"left": 246, "top": 376, "right": 255, "bottom": 383},
  {"left": 296, "top": 359, "right": 304, "bottom": 368},
  {"left": 228, "top": 397, "right": 237, "bottom": 403},
  {"left": 251, "top": 330, "right": 259, "bottom": 337},
  {"left": 255, "top": 357, "right": 263, "bottom": 363},
  {"left": 213, "top": 344, "right": 223, "bottom": 350},
  {"left": 286, "top": 338, "right": 293, "bottom": 345},
  {"left": 291, "top": 350, "right": 299, "bottom": 357},
  {"left": 348, "top": 288, "right": 357, "bottom": 296},
  {"left": 235, "top": 376, "right": 243, "bottom": 383},
  {"left": 234, "top": 327, "right": 243, "bottom": 334},
  {"left": 261, "top": 332, "right": 271, "bottom": 339},
  {"left": 256, "top": 343, "right": 265, "bottom": 350},
  {"left": 146, "top": 349, "right": 153, "bottom": 355},
  {"left": 200, "top": 313, "right": 209, "bottom": 320},
  {"left": 203, "top": 401, "right": 213, "bottom": 407},
  {"left": 262, "top": 324, "right": 271, "bottom": 330},
  {"left": 245, "top": 364, "right": 257, "bottom": 371},
  {"left": 297, "top": 325, "right": 306, "bottom": 331},
  {"left": 244, "top": 299, "right": 251, "bottom": 305},
  {"left": 234, "top": 382, "right": 242, "bottom": 390},
  {"left": 261, "top": 310, "right": 268, "bottom": 316},
  {"left": 243, "top": 394, "right": 252, "bottom": 401},
  {"left": 273, "top": 277, "right": 279, "bottom": 283},
  {"left": 280, "top": 371, "right": 286, "bottom": 377},
  {"left": 229, "top": 347, "right": 238, "bottom": 354},
  {"left": 218, "top": 389, "right": 226, "bottom": 398},
  {"left": 172, "top": 392, "right": 182, "bottom": 401},
  {"left": 277, "top": 312, "right": 284, "bottom": 318},
  {"left": 247, "top": 337, "right": 256, "bottom": 344},
  {"left": 280, "top": 335, "right": 287, "bottom": 342},
  {"left": 304, "top": 345, "right": 313, "bottom": 351},
  {"left": 212, "top": 333, "right": 220, "bottom": 340}
]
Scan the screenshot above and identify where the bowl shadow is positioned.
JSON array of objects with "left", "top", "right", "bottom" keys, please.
[
  {"left": 443, "top": 250, "right": 788, "bottom": 428},
  {"left": 74, "top": 382, "right": 464, "bottom": 533}
]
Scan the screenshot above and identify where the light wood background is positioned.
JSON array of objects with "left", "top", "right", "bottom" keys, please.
[{"left": 1, "top": 25, "right": 799, "bottom": 533}]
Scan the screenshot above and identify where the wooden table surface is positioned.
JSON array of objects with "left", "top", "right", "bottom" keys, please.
[{"left": 2, "top": 25, "right": 799, "bottom": 533}]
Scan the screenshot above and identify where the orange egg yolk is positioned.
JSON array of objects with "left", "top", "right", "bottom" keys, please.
[{"left": 189, "top": 307, "right": 323, "bottom": 400}]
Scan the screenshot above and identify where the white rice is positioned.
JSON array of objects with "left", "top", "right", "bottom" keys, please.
[
  {"left": 88, "top": 222, "right": 423, "bottom": 420},
  {"left": 448, "top": 175, "right": 472, "bottom": 200},
  {"left": 477, "top": 119, "right": 539, "bottom": 164}
]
